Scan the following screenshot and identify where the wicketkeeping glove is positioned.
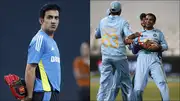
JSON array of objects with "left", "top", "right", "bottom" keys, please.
[
  {"left": 139, "top": 39, "right": 162, "bottom": 52},
  {"left": 4, "top": 74, "right": 27, "bottom": 100}
]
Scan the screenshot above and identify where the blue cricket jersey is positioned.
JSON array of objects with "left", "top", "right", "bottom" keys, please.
[
  {"left": 27, "top": 29, "right": 61, "bottom": 92},
  {"left": 95, "top": 15, "right": 133, "bottom": 60}
]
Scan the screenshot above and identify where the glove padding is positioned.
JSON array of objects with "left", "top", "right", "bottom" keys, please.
[
  {"left": 4, "top": 74, "right": 27, "bottom": 100},
  {"left": 140, "top": 40, "right": 161, "bottom": 52}
]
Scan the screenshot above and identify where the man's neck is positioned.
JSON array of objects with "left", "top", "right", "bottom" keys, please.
[
  {"left": 41, "top": 28, "right": 54, "bottom": 38},
  {"left": 145, "top": 27, "right": 154, "bottom": 30},
  {"left": 110, "top": 13, "right": 119, "bottom": 16},
  {"left": 143, "top": 27, "right": 146, "bottom": 30},
  {"left": 49, "top": 34, "right": 54, "bottom": 38}
]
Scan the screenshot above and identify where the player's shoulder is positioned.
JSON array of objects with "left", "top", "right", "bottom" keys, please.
[
  {"left": 153, "top": 28, "right": 163, "bottom": 34},
  {"left": 141, "top": 29, "right": 146, "bottom": 33},
  {"left": 119, "top": 16, "right": 130, "bottom": 26},
  {"left": 114, "top": 16, "right": 127, "bottom": 23},
  {"left": 34, "top": 30, "right": 48, "bottom": 41},
  {"left": 29, "top": 30, "right": 46, "bottom": 46},
  {"left": 101, "top": 16, "right": 108, "bottom": 22},
  {"left": 119, "top": 16, "right": 126, "bottom": 21}
]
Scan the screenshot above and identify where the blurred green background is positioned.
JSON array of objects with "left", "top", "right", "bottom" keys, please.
[{"left": 91, "top": 75, "right": 180, "bottom": 101}]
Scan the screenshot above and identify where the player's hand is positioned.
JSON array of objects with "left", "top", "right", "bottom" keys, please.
[
  {"left": 20, "top": 96, "right": 32, "bottom": 101},
  {"left": 134, "top": 32, "right": 141, "bottom": 37},
  {"left": 127, "top": 32, "right": 141, "bottom": 39},
  {"left": 141, "top": 40, "right": 161, "bottom": 52},
  {"left": 124, "top": 38, "right": 133, "bottom": 45},
  {"left": 147, "top": 43, "right": 162, "bottom": 52}
]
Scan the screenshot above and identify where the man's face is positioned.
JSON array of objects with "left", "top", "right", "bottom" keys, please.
[
  {"left": 41, "top": 10, "right": 59, "bottom": 32},
  {"left": 145, "top": 15, "right": 155, "bottom": 28},
  {"left": 141, "top": 17, "right": 146, "bottom": 28}
]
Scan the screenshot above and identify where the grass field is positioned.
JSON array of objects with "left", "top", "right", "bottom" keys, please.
[{"left": 91, "top": 76, "right": 180, "bottom": 101}]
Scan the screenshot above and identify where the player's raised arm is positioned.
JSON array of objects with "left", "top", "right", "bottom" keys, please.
[
  {"left": 124, "top": 32, "right": 141, "bottom": 45},
  {"left": 123, "top": 21, "right": 141, "bottom": 38},
  {"left": 123, "top": 21, "right": 141, "bottom": 45},
  {"left": 123, "top": 21, "right": 132, "bottom": 37}
]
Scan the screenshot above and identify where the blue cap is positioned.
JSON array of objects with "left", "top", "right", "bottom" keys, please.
[{"left": 110, "top": 1, "right": 121, "bottom": 13}]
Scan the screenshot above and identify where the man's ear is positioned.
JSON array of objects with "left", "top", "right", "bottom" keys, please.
[{"left": 39, "top": 17, "right": 44, "bottom": 25}]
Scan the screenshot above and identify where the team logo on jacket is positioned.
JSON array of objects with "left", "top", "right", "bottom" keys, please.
[{"left": 153, "top": 33, "right": 157, "bottom": 37}]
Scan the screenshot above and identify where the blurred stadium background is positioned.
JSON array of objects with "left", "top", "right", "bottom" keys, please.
[{"left": 90, "top": 0, "right": 180, "bottom": 101}]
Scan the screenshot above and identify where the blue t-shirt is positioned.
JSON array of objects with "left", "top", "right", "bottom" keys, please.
[{"left": 27, "top": 29, "right": 61, "bottom": 92}]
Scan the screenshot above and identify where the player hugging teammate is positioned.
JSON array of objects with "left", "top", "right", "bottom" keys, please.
[
  {"left": 125, "top": 13, "right": 170, "bottom": 101},
  {"left": 95, "top": 1, "right": 170, "bottom": 101}
]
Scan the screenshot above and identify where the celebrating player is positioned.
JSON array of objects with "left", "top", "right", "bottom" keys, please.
[
  {"left": 95, "top": 1, "right": 140, "bottom": 101},
  {"left": 23, "top": 3, "right": 61, "bottom": 101},
  {"left": 131, "top": 13, "right": 170, "bottom": 101}
]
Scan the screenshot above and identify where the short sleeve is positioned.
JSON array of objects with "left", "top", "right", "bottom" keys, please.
[
  {"left": 159, "top": 31, "right": 168, "bottom": 51},
  {"left": 27, "top": 35, "right": 45, "bottom": 64}
]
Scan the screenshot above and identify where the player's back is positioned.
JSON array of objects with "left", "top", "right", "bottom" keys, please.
[{"left": 100, "top": 15, "right": 128, "bottom": 60}]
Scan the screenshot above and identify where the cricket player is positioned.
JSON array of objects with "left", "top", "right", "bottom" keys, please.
[
  {"left": 140, "top": 13, "right": 146, "bottom": 30},
  {"left": 131, "top": 13, "right": 162, "bottom": 89},
  {"left": 95, "top": 1, "right": 139, "bottom": 101},
  {"left": 22, "top": 3, "right": 61, "bottom": 101},
  {"left": 132, "top": 13, "right": 170, "bottom": 101}
]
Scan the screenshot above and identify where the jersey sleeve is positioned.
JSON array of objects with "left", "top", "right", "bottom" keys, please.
[
  {"left": 95, "top": 22, "right": 101, "bottom": 39},
  {"left": 123, "top": 21, "right": 133, "bottom": 37},
  {"left": 159, "top": 31, "right": 168, "bottom": 51},
  {"left": 27, "top": 35, "right": 45, "bottom": 64}
]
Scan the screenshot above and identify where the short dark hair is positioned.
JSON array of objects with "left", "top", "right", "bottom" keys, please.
[
  {"left": 110, "top": 10, "right": 121, "bottom": 15},
  {"left": 140, "top": 13, "right": 146, "bottom": 20},
  {"left": 40, "top": 3, "right": 61, "bottom": 18},
  {"left": 146, "top": 13, "right": 156, "bottom": 23}
]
